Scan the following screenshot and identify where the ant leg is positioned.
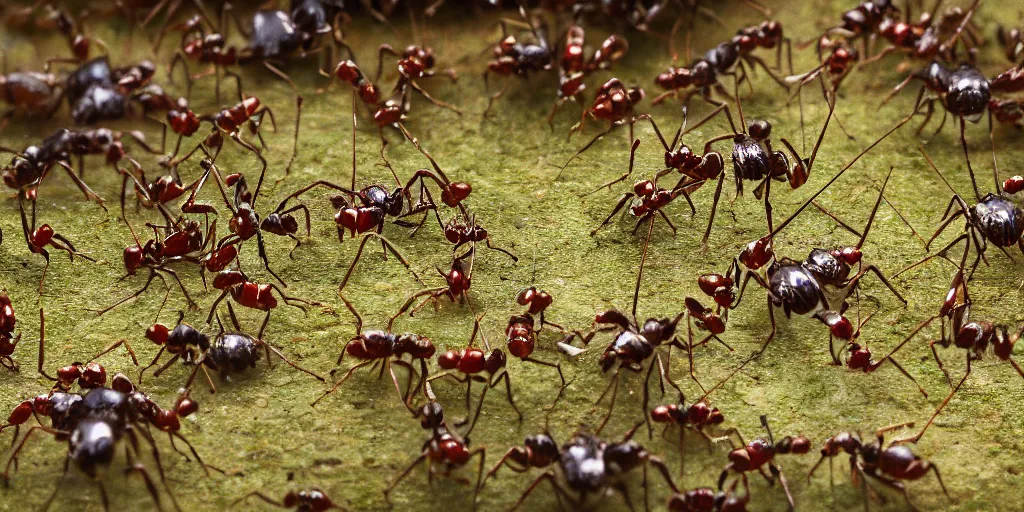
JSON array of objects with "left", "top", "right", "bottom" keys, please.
[
  {"left": 340, "top": 232, "right": 424, "bottom": 292},
  {"left": 846, "top": 265, "right": 907, "bottom": 305},
  {"left": 495, "top": 372, "right": 523, "bottom": 422},
  {"left": 138, "top": 346, "right": 167, "bottom": 384},
  {"left": 94, "top": 270, "right": 168, "bottom": 316},
  {"left": 641, "top": 354, "right": 658, "bottom": 439},
  {"left": 958, "top": 115, "right": 984, "bottom": 201},
  {"left": 700, "top": 171, "right": 728, "bottom": 249},
  {"left": 510, "top": 471, "right": 571, "bottom": 511},
  {"left": 594, "top": 371, "right": 620, "bottom": 435},
  {"left": 387, "top": 288, "right": 444, "bottom": 330},
  {"left": 524, "top": 357, "right": 566, "bottom": 408},
  {"left": 896, "top": 354, "right": 973, "bottom": 445},
  {"left": 262, "top": 62, "right": 302, "bottom": 174},
  {"left": 264, "top": 343, "right": 325, "bottom": 382},
  {"left": 1, "top": 425, "right": 59, "bottom": 482},
  {"left": 55, "top": 161, "right": 106, "bottom": 209},
  {"left": 558, "top": 122, "right": 622, "bottom": 177},
  {"left": 231, "top": 492, "right": 284, "bottom": 508},
  {"left": 590, "top": 193, "right": 635, "bottom": 235},
  {"left": 311, "top": 359, "right": 375, "bottom": 407},
  {"left": 383, "top": 454, "right": 427, "bottom": 503},
  {"left": 87, "top": 339, "right": 139, "bottom": 366}
]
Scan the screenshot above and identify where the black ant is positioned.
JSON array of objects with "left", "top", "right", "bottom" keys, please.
[
  {"left": 311, "top": 293, "right": 434, "bottom": 410},
  {"left": 808, "top": 423, "right": 951, "bottom": 510},
  {"left": 488, "top": 422, "right": 679, "bottom": 511},
  {"left": 142, "top": 303, "right": 325, "bottom": 393},
  {"left": 718, "top": 416, "right": 810, "bottom": 510}
]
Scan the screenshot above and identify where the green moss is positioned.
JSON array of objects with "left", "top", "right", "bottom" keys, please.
[{"left": 0, "top": 1, "right": 1022, "bottom": 511}]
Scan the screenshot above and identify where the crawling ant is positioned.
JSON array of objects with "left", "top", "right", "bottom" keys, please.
[
  {"left": 869, "top": 255, "right": 1023, "bottom": 444},
  {"left": 383, "top": 388, "right": 485, "bottom": 507},
  {"left": 998, "top": 24, "right": 1024, "bottom": 64},
  {"left": 489, "top": 422, "right": 679, "bottom": 511},
  {"left": 869, "top": 0, "right": 982, "bottom": 66},
  {"left": 390, "top": 247, "right": 475, "bottom": 321},
  {"left": 668, "top": 479, "right": 750, "bottom": 512},
  {"left": 718, "top": 416, "right": 810, "bottom": 510},
  {"left": 206, "top": 267, "right": 328, "bottom": 335},
  {"left": 142, "top": 302, "right": 325, "bottom": 393},
  {"left": 651, "top": 395, "right": 725, "bottom": 475},
  {"left": 233, "top": 487, "right": 344, "bottom": 511},
  {"left": 311, "top": 294, "right": 434, "bottom": 409},
  {"left": 94, "top": 216, "right": 211, "bottom": 316},
  {"left": 15, "top": 194, "right": 95, "bottom": 293},
  {"left": 429, "top": 314, "right": 522, "bottom": 436},
  {"left": 482, "top": 5, "right": 554, "bottom": 118},
  {"left": 170, "top": 97, "right": 276, "bottom": 182},
  {"left": 0, "top": 292, "right": 20, "bottom": 371},
  {"left": 557, "top": 78, "right": 645, "bottom": 170},
  {"left": 56, "top": 56, "right": 170, "bottom": 127},
  {"left": 0, "top": 373, "right": 213, "bottom": 511},
  {"left": 373, "top": 42, "right": 461, "bottom": 116},
  {"left": 561, "top": 305, "right": 687, "bottom": 437},
  {"left": 547, "top": 22, "right": 628, "bottom": 128},
  {"left": 808, "top": 423, "right": 951, "bottom": 510},
  {"left": 0, "top": 57, "right": 63, "bottom": 131}
]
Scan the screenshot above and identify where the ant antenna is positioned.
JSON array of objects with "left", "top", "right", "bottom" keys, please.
[
  {"left": 760, "top": 415, "right": 774, "bottom": 444},
  {"left": 856, "top": 166, "right": 895, "bottom": 250},
  {"left": 351, "top": 92, "right": 358, "bottom": 191}
]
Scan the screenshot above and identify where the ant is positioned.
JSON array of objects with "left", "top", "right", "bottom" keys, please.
[
  {"left": 870, "top": 0, "right": 982, "bottom": 67},
  {"left": 142, "top": 303, "right": 325, "bottom": 393},
  {"left": 547, "top": 21, "right": 628, "bottom": 128},
  {"left": 440, "top": 212, "right": 518, "bottom": 262},
  {"left": 373, "top": 41, "right": 461, "bottom": 116},
  {"left": 587, "top": 138, "right": 696, "bottom": 316},
  {"left": 667, "top": 479, "right": 750, "bottom": 512},
  {"left": 868, "top": 255, "right": 1023, "bottom": 445},
  {"left": 390, "top": 247, "right": 475, "bottom": 321},
  {"left": 651, "top": 394, "right": 725, "bottom": 476},
  {"left": 557, "top": 77, "right": 645, "bottom": 170},
  {"left": 429, "top": 314, "right": 522, "bottom": 437},
  {"left": 561, "top": 305, "right": 687, "bottom": 437},
  {"left": 383, "top": 386, "right": 485, "bottom": 507},
  {"left": 311, "top": 294, "right": 434, "bottom": 410},
  {"left": 0, "top": 292, "right": 20, "bottom": 371},
  {"left": 56, "top": 56, "right": 170, "bottom": 127},
  {"left": 482, "top": 5, "right": 554, "bottom": 118},
  {"left": 93, "top": 216, "right": 211, "bottom": 316},
  {"left": 652, "top": 20, "right": 792, "bottom": 107},
  {"left": 0, "top": 372, "right": 212, "bottom": 511},
  {"left": 504, "top": 290, "right": 567, "bottom": 397},
  {"left": 0, "top": 54, "right": 63, "bottom": 131},
  {"left": 998, "top": 24, "right": 1024, "bottom": 64},
  {"left": 808, "top": 423, "right": 951, "bottom": 510},
  {"left": 491, "top": 422, "right": 679, "bottom": 511},
  {"left": 206, "top": 267, "right": 328, "bottom": 335},
  {"left": 169, "top": 97, "right": 277, "bottom": 182},
  {"left": 718, "top": 416, "right": 810, "bottom": 510},
  {"left": 233, "top": 487, "right": 345, "bottom": 511},
  {"left": 15, "top": 193, "right": 95, "bottom": 293}
]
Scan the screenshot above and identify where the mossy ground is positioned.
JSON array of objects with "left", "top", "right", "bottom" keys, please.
[{"left": 0, "top": 1, "right": 1022, "bottom": 510}]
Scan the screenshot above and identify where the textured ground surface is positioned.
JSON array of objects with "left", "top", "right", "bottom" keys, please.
[{"left": 0, "top": 1, "right": 1022, "bottom": 510}]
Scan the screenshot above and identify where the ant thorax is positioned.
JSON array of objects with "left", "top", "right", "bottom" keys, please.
[
  {"left": 767, "top": 262, "right": 826, "bottom": 317},
  {"left": 561, "top": 436, "right": 605, "bottom": 492}
]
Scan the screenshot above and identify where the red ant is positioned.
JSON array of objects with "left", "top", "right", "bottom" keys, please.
[
  {"left": 33, "top": 308, "right": 140, "bottom": 391},
  {"left": 490, "top": 422, "right": 679, "bottom": 511},
  {"left": 561, "top": 305, "right": 687, "bottom": 437},
  {"left": 373, "top": 41, "right": 461, "bottom": 116},
  {"left": 0, "top": 53, "right": 63, "bottom": 131},
  {"left": 557, "top": 78, "right": 645, "bottom": 171},
  {"left": 668, "top": 479, "right": 750, "bottom": 512},
  {"left": 93, "top": 216, "right": 212, "bottom": 315},
  {"left": 390, "top": 247, "right": 475, "bottom": 321},
  {"left": 865, "top": 0, "right": 982, "bottom": 70},
  {"left": 429, "top": 314, "right": 521, "bottom": 437},
  {"left": 651, "top": 394, "right": 725, "bottom": 475},
  {"left": 808, "top": 423, "right": 951, "bottom": 510},
  {"left": 0, "top": 292, "right": 20, "bottom": 372},
  {"left": 39, "top": 4, "right": 108, "bottom": 66},
  {"left": 311, "top": 294, "right": 434, "bottom": 410},
  {"left": 142, "top": 302, "right": 325, "bottom": 393},
  {"left": 383, "top": 383, "right": 486, "bottom": 507},
  {"left": 169, "top": 97, "right": 276, "bottom": 182},
  {"left": 442, "top": 212, "right": 517, "bottom": 262},
  {"left": 868, "top": 255, "right": 1023, "bottom": 445},
  {"left": 15, "top": 193, "right": 95, "bottom": 293},
  {"left": 482, "top": 5, "right": 554, "bottom": 118},
  {"left": 206, "top": 267, "right": 328, "bottom": 335},
  {"left": 233, "top": 487, "right": 344, "bottom": 511},
  {"left": 717, "top": 416, "right": 810, "bottom": 510},
  {"left": 547, "top": 21, "right": 628, "bottom": 128}
]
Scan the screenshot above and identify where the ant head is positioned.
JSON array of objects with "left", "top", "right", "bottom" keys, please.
[
  {"left": 846, "top": 343, "right": 872, "bottom": 370},
  {"left": 651, "top": 404, "right": 680, "bottom": 424},
  {"left": 820, "top": 311, "right": 854, "bottom": 340},
  {"left": 517, "top": 287, "right": 553, "bottom": 314},
  {"left": 146, "top": 323, "right": 169, "bottom": 345},
  {"left": 137, "top": 61, "right": 156, "bottom": 81},
  {"left": 419, "top": 401, "right": 444, "bottom": 430},
  {"left": 833, "top": 246, "right": 862, "bottom": 266},
  {"left": 747, "top": 119, "right": 772, "bottom": 140},
  {"left": 439, "top": 434, "right": 471, "bottom": 465},
  {"left": 595, "top": 309, "right": 632, "bottom": 330},
  {"left": 123, "top": 244, "right": 144, "bottom": 273},
  {"left": 738, "top": 236, "right": 774, "bottom": 270},
  {"left": 175, "top": 394, "right": 199, "bottom": 418},
  {"left": 110, "top": 373, "right": 135, "bottom": 393},
  {"left": 441, "top": 182, "right": 472, "bottom": 207},
  {"left": 697, "top": 273, "right": 733, "bottom": 297},
  {"left": 627, "top": 86, "right": 645, "bottom": 105},
  {"left": 398, "top": 334, "right": 435, "bottom": 359},
  {"left": 633, "top": 179, "right": 655, "bottom": 196},
  {"left": 955, "top": 321, "right": 988, "bottom": 349},
  {"left": 525, "top": 434, "right": 559, "bottom": 464},
  {"left": 641, "top": 317, "right": 678, "bottom": 345},
  {"left": 782, "top": 435, "right": 812, "bottom": 454}
]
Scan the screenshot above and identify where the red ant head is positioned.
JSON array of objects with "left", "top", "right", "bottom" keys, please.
[
  {"left": 405, "top": 45, "right": 435, "bottom": 69},
  {"left": 627, "top": 87, "right": 645, "bottom": 105},
  {"left": 485, "top": 349, "right": 507, "bottom": 374},
  {"left": 230, "top": 207, "right": 259, "bottom": 240},
  {"left": 111, "top": 373, "right": 135, "bottom": 393},
  {"left": 438, "top": 350, "right": 461, "bottom": 370},
  {"left": 633, "top": 180, "right": 655, "bottom": 197},
  {"left": 396, "top": 334, "right": 436, "bottom": 359},
  {"left": 665, "top": 145, "right": 698, "bottom": 170},
  {"left": 558, "top": 73, "right": 586, "bottom": 98},
  {"left": 833, "top": 247, "right": 862, "bottom": 266},
  {"left": 398, "top": 57, "right": 425, "bottom": 79},
  {"left": 334, "top": 60, "right": 362, "bottom": 84},
  {"left": 204, "top": 244, "right": 238, "bottom": 272},
  {"left": 146, "top": 323, "right": 169, "bottom": 345},
  {"left": 821, "top": 311, "right": 854, "bottom": 340},
  {"left": 32, "top": 394, "right": 53, "bottom": 416},
  {"left": 516, "top": 287, "right": 553, "bottom": 314},
  {"left": 596, "top": 35, "right": 629, "bottom": 64},
  {"left": 176, "top": 396, "right": 199, "bottom": 418},
  {"left": 733, "top": 33, "right": 757, "bottom": 53},
  {"left": 651, "top": 404, "right": 678, "bottom": 423},
  {"left": 445, "top": 265, "right": 471, "bottom": 295},
  {"left": 846, "top": 343, "right": 872, "bottom": 370},
  {"left": 441, "top": 182, "right": 472, "bottom": 207},
  {"left": 506, "top": 331, "right": 534, "bottom": 359},
  {"left": 955, "top": 321, "right": 987, "bottom": 349},
  {"left": 31, "top": 224, "right": 54, "bottom": 248},
  {"left": 71, "top": 35, "right": 90, "bottom": 61},
  {"left": 1004, "top": 176, "right": 1024, "bottom": 195},
  {"left": 738, "top": 236, "right": 774, "bottom": 270},
  {"left": 373, "top": 100, "right": 404, "bottom": 126},
  {"left": 212, "top": 270, "right": 246, "bottom": 290},
  {"left": 747, "top": 119, "right": 772, "bottom": 140},
  {"left": 595, "top": 309, "right": 631, "bottom": 329},
  {"left": 153, "top": 408, "right": 181, "bottom": 432},
  {"left": 697, "top": 274, "right": 732, "bottom": 297}
]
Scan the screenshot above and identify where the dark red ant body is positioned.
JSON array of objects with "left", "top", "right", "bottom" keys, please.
[
  {"left": 651, "top": 395, "right": 725, "bottom": 474},
  {"left": 234, "top": 487, "right": 344, "bottom": 511},
  {"left": 311, "top": 294, "right": 434, "bottom": 410},
  {"left": 206, "top": 267, "right": 326, "bottom": 334},
  {"left": 391, "top": 247, "right": 475, "bottom": 320},
  {"left": 0, "top": 293, "right": 20, "bottom": 371},
  {"left": 0, "top": 66, "right": 62, "bottom": 130},
  {"left": 668, "top": 480, "right": 750, "bottom": 512},
  {"left": 15, "top": 194, "right": 96, "bottom": 293},
  {"left": 653, "top": 20, "right": 791, "bottom": 106},
  {"left": 563, "top": 77, "right": 644, "bottom": 153},
  {"left": 872, "top": 0, "right": 981, "bottom": 65},
  {"left": 483, "top": 6, "right": 554, "bottom": 117},
  {"left": 562, "top": 306, "right": 687, "bottom": 436},
  {"left": 442, "top": 213, "right": 517, "bottom": 261},
  {"left": 374, "top": 42, "right": 460, "bottom": 117},
  {"left": 488, "top": 423, "right": 679, "bottom": 511},
  {"left": 808, "top": 424, "right": 950, "bottom": 510},
  {"left": 171, "top": 97, "right": 275, "bottom": 179},
  {"left": 718, "top": 416, "right": 810, "bottom": 510},
  {"left": 94, "top": 217, "right": 211, "bottom": 315},
  {"left": 142, "top": 303, "right": 324, "bottom": 393},
  {"left": 547, "top": 23, "right": 628, "bottom": 128}
]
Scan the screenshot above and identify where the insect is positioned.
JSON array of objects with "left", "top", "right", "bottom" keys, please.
[
  {"left": 429, "top": 314, "right": 522, "bottom": 437},
  {"left": 808, "top": 423, "right": 951, "bottom": 510},
  {"left": 503, "top": 309, "right": 567, "bottom": 405},
  {"left": 311, "top": 293, "right": 435, "bottom": 410},
  {"left": 94, "top": 216, "right": 211, "bottom": 316},
  {"left": 997, "top": 24, "right": 1024, "bottom": 64},
  {"left": 488, "top": 422, "right": 679, "bottom": 511},
  {"left": 0, "top": 62, "right": 63, "bottom": 131},
  {"left": 233, "top": 487, "right": 344, "bottom": 511},
  {"left": 561, "top": 305, "right": 687, "bottom": 436},
  {"left": 868, "top": 255, "right": 1023, "bottom": 444},
  {"left": 0, "top": 292, "right": 20, "bottom": 371},
  {"left": 482, "top": 5, "right": 554, "bottom": 118},
  {"left": 373, "top": 41, "right": 461, "bottom": 117},
  {"left": 142, "top": 302, "right": 325, "bottom": 393},
  {"left": 667, "top": 479, "right": 750, "bottom": 512},
  {"left": 557, "top": 77, "right": 645, "bottom": 173},
  {"left": 14, "top": 193, "right": 95, "bottom": 293},
  {"left": 390, "top": 247, "right": 476, "bottom": 321},
  {"left": 718, "top": 416, "right": 810, "bottom": 510},
  {"left": 869, "top": 0, "right": 982, "bottom": 66},
  {"left": 547, "top": 21, "right": 628, "bottom": 128},
  {"left": 205, "top": 267, "right": 328, "bottom": 333},
  {"left": 168, "top": 97, "right": 276, "bottom": 181},
  {"left": 651, "top": 394, "right": 725, "bottom": 475}
]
